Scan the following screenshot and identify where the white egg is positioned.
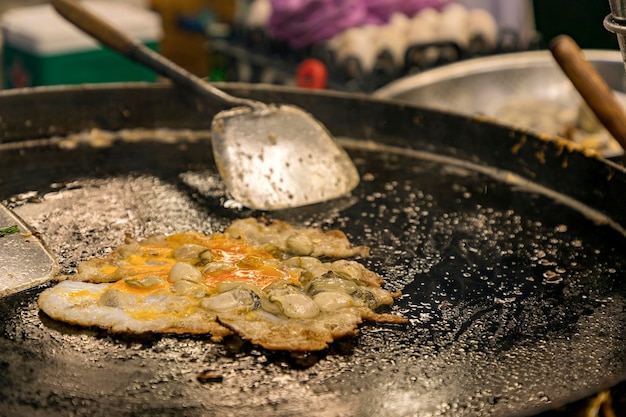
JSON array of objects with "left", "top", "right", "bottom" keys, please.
[
  {"left": 406, "top": 10, "right": 441, "bottom": 64},
  {"left": 245, "top": 0, "right": 272, "bottom": 28},
  {"left": 438, "top": 3, "right": 470, "bottom": 48},
  {"left": 376, "top": 24, "right": 408, "bottom": 67},
  {"left": 413, "top": 7, "right": 440, "bottom": 27},
  {"left": 335, "top": 26, "right": 378, "bottom": 73},
  {"left": 407, "top": 14, "right": 439, "bottom": 45},
  {"left": 389, "top": 11, "right": 411, "bottom": 32},
  {"left": 441, "top": 2, "right": 469, "bottom": 21},
  {"left": 468, "top": 8, "right": 499, "bottom": 50}
]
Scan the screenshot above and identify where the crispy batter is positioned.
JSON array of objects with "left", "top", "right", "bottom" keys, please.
[{"left": 39, "top": 218, "right": 406, "bottom": 351}]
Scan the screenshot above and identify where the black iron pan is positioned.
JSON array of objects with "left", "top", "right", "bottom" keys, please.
[{"left": 0, "top": 83, "right": 625, "bottom": 417}]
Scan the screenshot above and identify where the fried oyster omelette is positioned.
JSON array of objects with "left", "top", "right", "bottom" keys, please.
[{"left": 38, "top": 218, "right": 406, "bottom": 351}]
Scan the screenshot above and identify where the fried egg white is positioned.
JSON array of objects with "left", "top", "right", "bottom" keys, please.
[{"left": 38, "top": 218, "right": 406, "bottom": 351}]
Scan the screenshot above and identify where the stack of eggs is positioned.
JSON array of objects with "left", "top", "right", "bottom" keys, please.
[
  {"left": 326, "top": 3, "right": 499, "bottom": 73},
  {"left": 241, "top": 1, "right": 499, "bottom": 78}
]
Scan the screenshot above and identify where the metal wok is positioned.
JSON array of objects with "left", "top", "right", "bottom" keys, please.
[{"left": 0, "top": 83, "right": 625, "bottom": 417}]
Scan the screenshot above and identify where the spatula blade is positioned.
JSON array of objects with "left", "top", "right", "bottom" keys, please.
[
  {"left": 211, "top": 105, "right": 360, "bottom": 210},
  {"left": 0, "top": 205, "right": 58, "bottom": 297}
]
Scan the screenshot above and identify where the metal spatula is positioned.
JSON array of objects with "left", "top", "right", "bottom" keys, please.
[
  {"left": 0, "top": 205, "right": 58, "bottom": 297},
  {"left": 52, "top": 0, "right": 360, "bottom": 211}
]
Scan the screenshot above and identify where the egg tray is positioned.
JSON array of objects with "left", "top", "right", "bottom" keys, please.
[{"left": 208, "top": 24, "right": 539, "bottom": 93}]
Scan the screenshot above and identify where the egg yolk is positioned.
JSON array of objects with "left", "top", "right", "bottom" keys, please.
[{"left": 108, "top": 232, "right": 296, "bottom": 295}]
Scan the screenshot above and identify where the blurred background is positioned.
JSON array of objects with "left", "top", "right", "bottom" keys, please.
[
  {"left": 0, "top": 0, "right": 618, "bottom": 91},
  {"left": 0, "top": 1, "right": 624, "bottom": 416}
]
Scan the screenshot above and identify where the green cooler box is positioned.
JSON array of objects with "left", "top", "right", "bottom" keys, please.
[{"left": 1, "top": 1, "right": 162, "bottom": 88}]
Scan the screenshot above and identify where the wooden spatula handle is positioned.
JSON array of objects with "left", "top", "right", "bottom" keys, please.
[
  {"left": 550, "top": 34, "right": 626, "bottom": 153},
  {"left": 51, "top": 0, "right": 259, "bottom": 109}
]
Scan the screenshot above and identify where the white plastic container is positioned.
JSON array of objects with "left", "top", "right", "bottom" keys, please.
[{"left": 2, "top": 1, "right": 162, "bottom": 88}]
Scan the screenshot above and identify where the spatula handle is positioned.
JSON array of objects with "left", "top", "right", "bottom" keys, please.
[
  {"left": 550, "top": 34, "right": 626, "bottom": 153},
  {"left": 52, "top": 0, "right": 135, "bottom": 54},
  {"left": 51, "top": 0, "right": 259, "bottom": 109}
]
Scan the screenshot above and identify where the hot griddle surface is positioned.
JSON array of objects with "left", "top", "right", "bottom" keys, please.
[{"left": 0, "top": 136, "right": 625, "bottom": 417}]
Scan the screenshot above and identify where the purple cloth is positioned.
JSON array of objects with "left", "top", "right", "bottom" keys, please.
[{"left": 268, "top": 0, "right": 450, "bottom": 48}]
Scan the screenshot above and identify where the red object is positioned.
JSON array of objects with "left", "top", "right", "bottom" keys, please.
[{"left": 296, "top": 59, "right": 328, "bottom": 89}]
